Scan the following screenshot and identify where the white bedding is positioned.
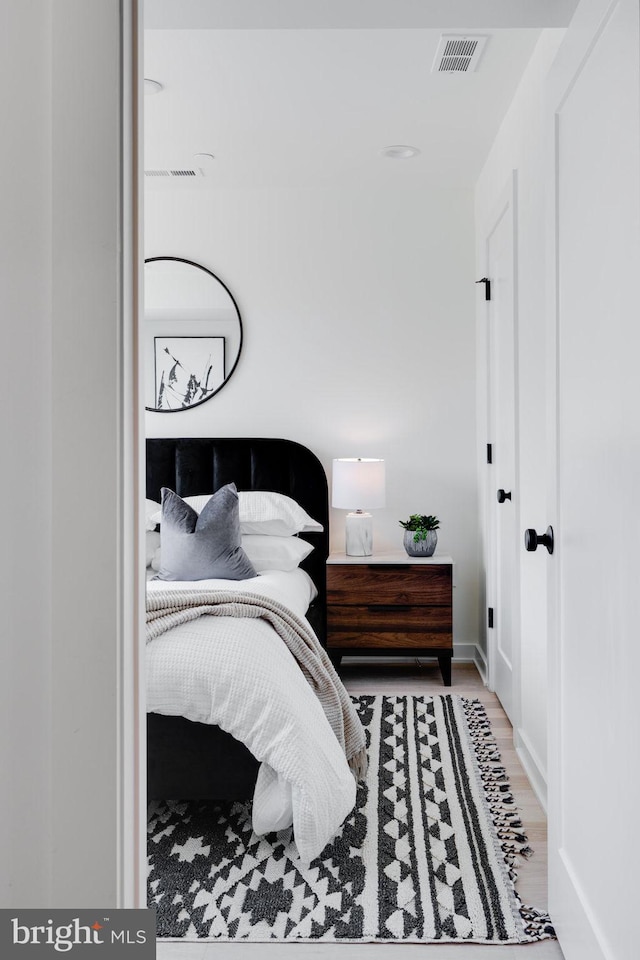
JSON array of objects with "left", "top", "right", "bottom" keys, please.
[
  {"left": 146, "top": 565, "right": 317, "bottom": 614},
  {"left": 146, "top": 569, "right": 356, "bottom": 862}
]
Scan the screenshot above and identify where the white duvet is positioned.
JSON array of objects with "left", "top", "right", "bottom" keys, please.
[{"left": 146, "top": 569, "right": 356, "bottom": 862}]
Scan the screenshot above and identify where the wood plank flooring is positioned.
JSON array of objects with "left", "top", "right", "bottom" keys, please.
[{"left": 156, "top": 661, "right": 564, "bottom": 960}]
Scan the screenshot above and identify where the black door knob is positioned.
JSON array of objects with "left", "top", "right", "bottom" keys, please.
[
  {"left": 524, "top": 526, "right": 554, "bottom": 554},
  {"left": 497, "top": 489, "right": 512, "bottom": 503}
]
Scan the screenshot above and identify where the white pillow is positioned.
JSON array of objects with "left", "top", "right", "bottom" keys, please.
[
  {"left": 241, "top": 535, "right": 314, "bottom": 572},
  {"left": 145, "top": 498, "right": 161, "bottom": 531},
  {"left": 147, "top": 534, "right": 312, "bottom": 574},
  {"left": 145, "top": 530, "right": 161, "bottom": 567},
  {"left": 239, "top": 491, "right": 323, "bottom": 535},
  {"left": 149, "top": 490, "right": 323, "bottom": 536}
]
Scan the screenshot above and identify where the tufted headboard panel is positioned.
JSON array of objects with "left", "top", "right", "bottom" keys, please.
[{"left": 146, "top": 437, "right": 329, "bottom": 642}]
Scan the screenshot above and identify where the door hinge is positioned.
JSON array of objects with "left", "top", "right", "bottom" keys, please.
[
  {"left": 476, "top": 277, "right": 491, "bottom": 300},
  {"left": 488, "top": 607, "right": 494, "bottom": 629},
  {"left": 487, "top": 443, "right": 493, "bottom": 464}
]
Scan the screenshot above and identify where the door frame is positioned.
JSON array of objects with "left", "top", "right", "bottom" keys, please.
[
  {"left": 481, "top": 171, "right": 522, "bottom": 732},
  {"left": 121, "top": 0, "right": 147, "bottom": 907},
  {"left": 34, "top": 0, "right": 145, "bottom": 907}
]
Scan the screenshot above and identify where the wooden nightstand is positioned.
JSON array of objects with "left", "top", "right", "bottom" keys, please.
[{"left": 326, "top": 552, "right": 454, "bottom": 685}]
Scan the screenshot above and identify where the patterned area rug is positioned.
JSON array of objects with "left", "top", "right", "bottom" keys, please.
[{"left": 148, "top": 695, "right": 554, "bottom": 943}]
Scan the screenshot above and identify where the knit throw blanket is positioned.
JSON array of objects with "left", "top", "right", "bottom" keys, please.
[{"left": 146, "top": 588, "right": 368, "bottom": 780}]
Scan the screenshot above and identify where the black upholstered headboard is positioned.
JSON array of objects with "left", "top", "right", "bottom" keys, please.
[{"left": 146, "top": 437, "right": 329, "bottom": 642}]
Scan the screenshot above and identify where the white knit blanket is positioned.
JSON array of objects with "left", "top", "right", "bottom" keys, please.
[{"left": 146, "top": 587, "right": 366, "bottom": 861}]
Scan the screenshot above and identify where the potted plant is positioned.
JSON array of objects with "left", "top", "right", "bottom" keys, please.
[{"left": 399, "top": 514, "right": 440, "bottom": 557}]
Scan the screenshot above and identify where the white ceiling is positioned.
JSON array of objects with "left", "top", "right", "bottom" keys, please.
[
  {"left": 144, "top": 1, "right": 572, "bottom": 189},
  {"left": 145, "top": 0, "right": 578, "bottom": 30}
]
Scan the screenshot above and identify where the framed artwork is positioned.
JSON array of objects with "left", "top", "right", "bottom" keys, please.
[{"left": 154, "top": 336, "right": 225, "bottom": 411}]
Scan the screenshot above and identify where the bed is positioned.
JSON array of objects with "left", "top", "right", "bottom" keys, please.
[{"left": 145, "top": 438, "right": 354, "bottom": 859}]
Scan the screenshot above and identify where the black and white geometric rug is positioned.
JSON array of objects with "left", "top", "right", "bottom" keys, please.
[{"left": 148, "top": 695, "right": 554, "bottom": 944}]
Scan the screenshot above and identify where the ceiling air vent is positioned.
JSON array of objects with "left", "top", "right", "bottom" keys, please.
[
  {"left": 144, "top": 168, "right": 202, "bottom": 178},
  {"left": 432, "top": 35, "right": 488, "bottom": 73}
]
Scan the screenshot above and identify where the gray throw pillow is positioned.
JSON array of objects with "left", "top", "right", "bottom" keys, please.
[{"left": 155, "top": 483, "right": 258, "bottom": 582}]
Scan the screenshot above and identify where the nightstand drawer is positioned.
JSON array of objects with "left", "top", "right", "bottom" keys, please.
[
  {"left": 327, "top": 604, "right": 451, "bottom": 633},
  {"left": 326, "top": 564, "right": 451, "bottom": 606},
  {"left": 327, "top": 630, "right": 449, "bottom": 650},
  {"left": 326, "top": 554, "right": 454, "bottom": 685}
]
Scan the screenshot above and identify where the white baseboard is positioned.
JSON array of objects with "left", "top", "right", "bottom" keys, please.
[
  {"left": 515, "top": 727, "right": 548, "bottom": 812},
  {"left": 472, "top": 644, "right": 488, "bottom": 683},
  {"left": 452, "top": 641, "right": 479, "bottom": 663},
  {"left": 343, "top": 642, "right": 486, "bottom": 669}
]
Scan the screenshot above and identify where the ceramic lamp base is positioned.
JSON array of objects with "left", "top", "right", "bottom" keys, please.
[{"left": 345, "top": 511, "right": 373, "bottom": 556}]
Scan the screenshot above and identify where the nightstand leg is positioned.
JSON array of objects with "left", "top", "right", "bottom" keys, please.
[
  {"left": 328, "top": 652, "right": 342, "bottom": 670},
  {"left": 438, "top": 653, "right": 452, "bottom": 687}
]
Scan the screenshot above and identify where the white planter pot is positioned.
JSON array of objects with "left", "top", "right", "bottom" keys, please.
[{"left": 403, "top": 529, "right": 437, "bottom": 557}]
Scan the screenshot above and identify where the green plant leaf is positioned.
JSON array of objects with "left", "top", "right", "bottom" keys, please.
[{"left": 399, "top": 513, "right": 440, "bottom": 532}]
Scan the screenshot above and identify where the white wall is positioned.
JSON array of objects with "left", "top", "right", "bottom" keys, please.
[
  {"left": 475, "top": 30, "right": 564, "bottom": 802},
  {"left": 1, "top": 0, "right": 53, "bottom": 908},
  {"left": 1, "top": 0, "right": 139, "bottom": 907},
  {"left": 145, "top": 182, "right": 481, "bottom": 654}
]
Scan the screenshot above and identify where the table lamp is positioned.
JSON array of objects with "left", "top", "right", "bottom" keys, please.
[{"left": 332, "top": 458, "right": 386, "bottom": 556}]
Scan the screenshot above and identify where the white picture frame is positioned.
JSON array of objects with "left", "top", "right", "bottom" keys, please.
[{"left": 154, "top": 335, "right": 225, "bottom": 410}]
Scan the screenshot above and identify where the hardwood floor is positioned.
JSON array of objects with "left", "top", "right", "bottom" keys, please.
[{"left": 156, "top": 660, "right": 564, "bottom": 959}]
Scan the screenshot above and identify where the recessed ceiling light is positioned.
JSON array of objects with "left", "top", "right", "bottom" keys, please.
[
  {"left": 193, "top": 153, "right": 215, "bottom": 163},
  {"left": 381, "top": 145, "right": 420, "bottom": 160},
  {"left": 144, "top": 78, "right": 163, "bottom": 95}
]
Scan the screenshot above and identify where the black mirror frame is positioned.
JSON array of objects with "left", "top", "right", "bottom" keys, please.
[{"left": 144, "top": 256, "right": 244, "bottom": 413}]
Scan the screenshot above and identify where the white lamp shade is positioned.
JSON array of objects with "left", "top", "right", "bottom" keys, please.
[{"left": 332, "top": 458, "right": 386, "bottom": 510}]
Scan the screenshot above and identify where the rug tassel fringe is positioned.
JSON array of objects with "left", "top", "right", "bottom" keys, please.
[
  {"left": 462, "top": 698, "right": 556, "bottom": 942},
  {"left": 520, "top": 905, "right": 556, "bottom": 939}
]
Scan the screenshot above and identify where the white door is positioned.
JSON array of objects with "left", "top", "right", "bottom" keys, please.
[
  {"left": 546, "top": 1, "right": 640, "bottom": 957},
  {"left": 484, "top": 175, "right": 520, "bottom": 726}
]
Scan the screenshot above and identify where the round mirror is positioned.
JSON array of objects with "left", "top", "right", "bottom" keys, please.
[{"left": 144, "top": 257, "right": 243, "bottom": 412}]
